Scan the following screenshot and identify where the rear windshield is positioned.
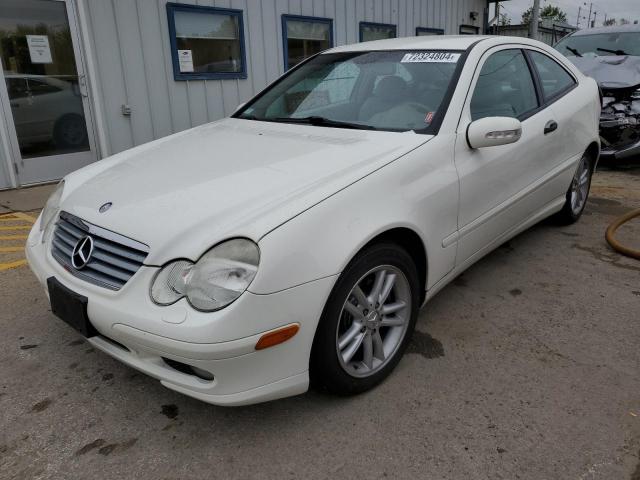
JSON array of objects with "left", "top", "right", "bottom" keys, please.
[
  {"left": 556, "top": 32, "right": 640, "bottom": 58},
  {"left": 234, "top": 50, "right": 464, "bottom": 133}
]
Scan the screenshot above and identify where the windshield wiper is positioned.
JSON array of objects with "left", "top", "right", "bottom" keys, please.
[
  {"left": 566, "top": 46, "right": 582, "bottom": 57},
  {"left": 272, "top": 116, "right": 377, "bottom": 130},
  {"left": 597, "top": 47, "right": 630, "bottom": 56}
]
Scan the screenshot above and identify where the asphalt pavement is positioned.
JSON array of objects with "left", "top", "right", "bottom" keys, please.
[{"left": 0, "top": 170, "right": 639, "bottom": 480}]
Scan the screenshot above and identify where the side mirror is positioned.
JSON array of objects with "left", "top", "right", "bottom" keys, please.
[{"left": 467, "top": 116, "right": 522, "bottom": 149}]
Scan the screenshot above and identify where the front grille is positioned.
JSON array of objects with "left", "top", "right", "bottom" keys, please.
[{"left": 51, "top": 211, "right": 149, "bottom": 291}]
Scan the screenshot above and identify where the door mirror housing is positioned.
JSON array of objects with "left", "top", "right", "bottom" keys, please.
[{"left": 467, "top": 116, "right": 522, "bottom": 149}]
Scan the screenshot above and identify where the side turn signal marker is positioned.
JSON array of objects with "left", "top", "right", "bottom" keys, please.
[{"left": 255, "top": 324, "right": 300, "bottom": 350}]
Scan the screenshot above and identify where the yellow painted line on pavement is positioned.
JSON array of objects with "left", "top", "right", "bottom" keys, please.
[
  {"left": 0, "top": 225, "right": 31, "bottom": 231},
  {"left": 0, "top": 259, "right": 27, "bottom": 271},
  {"left": 0, "top": 234, "right": 28, "bottom": 240},
  {"left": 0, "top": 212, "right": 34, "bottom": 273},
  {"left": 13, "top": 212, "right": 37, "bottom": 223},
  {"left": 0, "top": 246, "right": 24, "bottom": 253}
]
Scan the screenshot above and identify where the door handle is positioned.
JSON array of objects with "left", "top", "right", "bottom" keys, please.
[{"left": 544, "top": 120, "right": 558, "bottom": 135}]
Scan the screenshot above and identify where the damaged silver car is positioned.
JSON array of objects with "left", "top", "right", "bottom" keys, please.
[{"left": 555, "top": 25, "right": 640, "bottom": 164}]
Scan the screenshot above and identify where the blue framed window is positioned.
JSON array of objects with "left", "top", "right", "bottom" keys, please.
[
  {"left": 416, "top": 27, "right": 444, "bottom": 36},
  {"left": 459, "top": 24, "right": 479, "bottom": 35},
  {"left": 282, "top": 15, "right": 333, "bottom": 70},
  {"left": 166, "top": 3, "right": 247, "bottom": 80},
  {"left": 359, "top": 22, "right": 396, "bottom": 42}
]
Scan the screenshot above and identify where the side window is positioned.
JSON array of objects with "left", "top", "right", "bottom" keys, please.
[
  {"left": 528, "top": 51, "right": 576, "bottom": 100},
  {"left": 470, "top": 49, "right": 538, "bottom": 121},
  {"left": 6, "top": 78, "right": 29, "bottom": 99}
]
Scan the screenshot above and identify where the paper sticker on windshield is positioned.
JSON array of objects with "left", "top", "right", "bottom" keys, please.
[{"left": 401, "top": 52, "right": 461, "bottom": 63}]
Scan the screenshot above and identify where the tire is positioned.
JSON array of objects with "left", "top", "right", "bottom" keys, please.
[
  {"left": 53, "top": 114, "right": 88, "bottom": 149},
  {"left": 310, "top": 243, "right": 420, "bottom": 395},
  {"left": 553, "top": 152, "right": 594, "bottom": 225}
]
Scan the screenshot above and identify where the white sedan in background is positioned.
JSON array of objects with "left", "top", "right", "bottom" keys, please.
[{"left": 27, "top": 35, "right": 600, "bottom": 406}]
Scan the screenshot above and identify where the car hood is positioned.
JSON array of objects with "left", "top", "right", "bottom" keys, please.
[
  {"left": 62, "top": 118, "right": 430, "bottom": 264},
  {"left": 569, "top": 55, "right": 640, "bottom": 92}
]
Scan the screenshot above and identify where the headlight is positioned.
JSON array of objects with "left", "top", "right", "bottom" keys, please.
[
  {"left": 150, "top": 238, "right": 260, "bottom": 312},
  {"left": 40, "top": 180, "right": 64, "bottom": 233}
]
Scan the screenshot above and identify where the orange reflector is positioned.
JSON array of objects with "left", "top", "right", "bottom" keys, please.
[{"left": 255, "top": 324, "right": 300, "bottom": 351}]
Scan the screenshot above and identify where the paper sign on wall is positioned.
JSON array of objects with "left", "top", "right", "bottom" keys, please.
[
  {"left": 26, "top": 35, "right": 53, "bottom": 64},
  {"left": 178, "top": 50, "right": 194, "bottom": 73}
]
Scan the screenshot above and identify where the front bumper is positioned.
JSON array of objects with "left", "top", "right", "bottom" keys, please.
[
  {"left": 599, "top": 138, "right": 640, "bottom": 163},
  {"left": 26, "top": 219, "right": 337, "bottom": 406}
]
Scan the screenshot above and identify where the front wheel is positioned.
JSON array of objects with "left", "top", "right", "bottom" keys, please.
[
  {"left": 310, "top": 243, "right": 420, "bottom": 395},
  {"left": 553, "top": 153, "right": 593, "bottom": 225}
]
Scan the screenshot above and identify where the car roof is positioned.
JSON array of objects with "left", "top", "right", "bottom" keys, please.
[
  {"left": 569, "top": 25, "right": 640, "bottom": 36},
  {"left": 325, "top": 35, "right": 552, "bottom": 54},
  {"left": 4, "top": 74, "right": 71, "bottom": 88},
  {"left": 326, "top": 35, "right": 490, "bottom": 53}
]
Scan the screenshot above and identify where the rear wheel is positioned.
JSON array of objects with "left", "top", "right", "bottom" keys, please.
[
  {"left": 310, "top": 243, "right": 420, "bottom": 395},
  {"left": 553, "top": 153, "right": 593, "bottom": 224}
]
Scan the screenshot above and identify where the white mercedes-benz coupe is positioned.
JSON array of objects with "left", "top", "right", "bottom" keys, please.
[{"left": 27, "top": 36, "right": 600, "bottom": 406}]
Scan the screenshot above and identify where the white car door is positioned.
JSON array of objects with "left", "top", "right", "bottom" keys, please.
[
  {"left": 453, "top": 46, "right": 563, "bottom": 265},
  {"left": 526, "top": 49, "right": 590, "bottom": 172}
]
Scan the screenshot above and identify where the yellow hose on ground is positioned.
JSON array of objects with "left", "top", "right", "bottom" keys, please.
[{"left": 605, "top": 208, "right": 640, "bottom": 260}]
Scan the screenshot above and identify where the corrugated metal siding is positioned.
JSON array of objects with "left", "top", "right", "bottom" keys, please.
[{"left": 82, "top": 0, "right": 486, "bottom": 156}]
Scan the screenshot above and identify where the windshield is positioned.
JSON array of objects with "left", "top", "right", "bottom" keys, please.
[
  {"left": 556, "top": 32, "right": 640, "bottom": 58},
  {"left": 234, "top": 50, "right": 464, "bottom": 133}
]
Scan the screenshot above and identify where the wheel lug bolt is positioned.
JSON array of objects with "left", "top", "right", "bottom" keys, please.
[{"left": 363, "top": 309, "right": 368, "bottom": 315}]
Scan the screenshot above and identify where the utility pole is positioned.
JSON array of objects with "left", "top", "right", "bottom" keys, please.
[
  {"left": 530, "top": 0, "right": 541, "bottom": 39},
  {"left": 587, "top": 2, "right": 593, "bottom": 28},
  {"left": 576, "top": 6, "right": 582, "bottom": 28},
  {"left": 495, "top": 1, "right": 500, "bottom": 34},
  {"left": 592, "top": 11, "right": 597, "bottom": 28}
]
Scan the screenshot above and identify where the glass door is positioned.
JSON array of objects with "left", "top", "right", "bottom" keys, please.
[{"left": 0, "top": 0, "right": 97, "bottom": 185}]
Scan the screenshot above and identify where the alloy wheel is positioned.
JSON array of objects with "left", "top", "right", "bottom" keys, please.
[
  {"left": 570, "top": 156, "right": 591, "bottom": 215},
  {"left": 335, "top": 265, "right": 411, "bottom": 378}
]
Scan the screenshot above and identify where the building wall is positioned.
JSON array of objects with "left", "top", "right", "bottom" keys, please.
[{"left": 80, "top": 0, "right": 486, "bottom": 157}]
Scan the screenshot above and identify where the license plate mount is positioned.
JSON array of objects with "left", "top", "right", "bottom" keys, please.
[{"left": 47, "top": 277, "right": 96, "bottom": 337}]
